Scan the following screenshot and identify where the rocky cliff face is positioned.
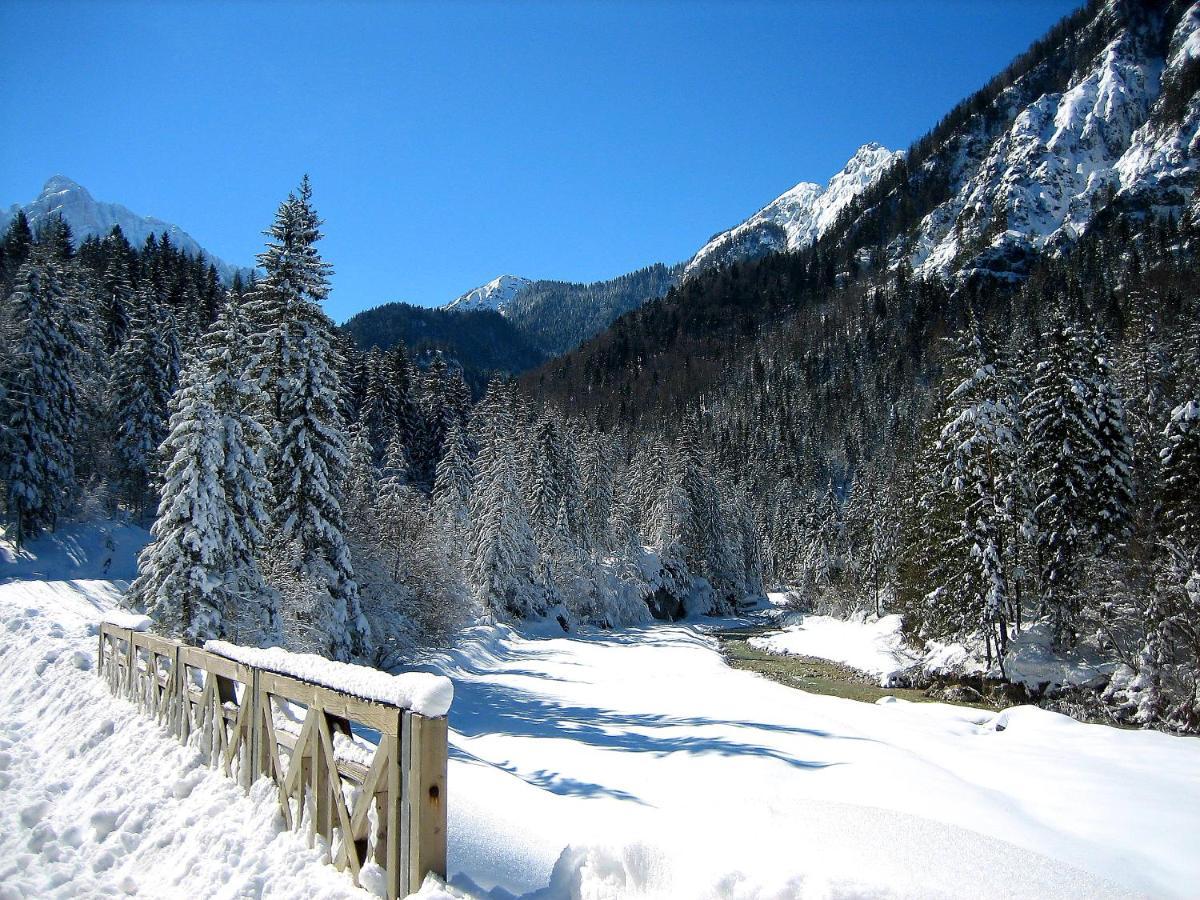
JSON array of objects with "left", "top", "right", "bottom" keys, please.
[
  {"left": 684, "top": 143, "right": 903, "bottom": 279},
  {"left": 896, "top": 0, "right": 1200, "bottom": 281}
]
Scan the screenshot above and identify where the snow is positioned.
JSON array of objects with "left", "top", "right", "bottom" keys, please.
[
  {"left": 442, "top": 275, "right": 532, "bottom": 315},
  {"left": 5, "top": 562, "right": 1200, "bottom": 898},
  {"left": 101, "top": 609, "right": 152, "bottom": 632},
  {"left": 422, "top": 621, "right": 1200, "bottom": 898},
  {"left": 748, "top": 613, "right": 918, "bottom": 685},
  {"left": 0, "top": 579, "right": 374, "bottom": 899},
  {"left": 684, "top": 143, "right": 902, "bottom": 279},
  {"left": 205, "top": 640, "right": 454, "bottom": 718},
  {"left": 0, "top": 519, "right": 150, "bottom": 584}
]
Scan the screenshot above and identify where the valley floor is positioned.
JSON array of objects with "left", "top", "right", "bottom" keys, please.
[{"left": 1, "top": 571, "right": 1198, "bottom": 898}]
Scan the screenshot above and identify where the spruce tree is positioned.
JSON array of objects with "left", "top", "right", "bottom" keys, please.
[
  {"left": 1, "top": 251, "right": 81, "bottom": 545},
  {"left": 1025, "top": 321, "right": 1100, "bottom": 646},
  {"left": 130, "top": 370, "right": 234, "bottom": 642},
  {"left": 935, "top": 328, "right": 1024, "bottom": 666},
  {"left": 110, "top": 286, "right": 178, "bottom": 515},
  {"left": 432, "top": 419, "right": 473, "bottom": 554},
  {"left": 253, "top": 178, "right": 367, "bottom": 660},
  {"left": 468, "top": 382, "right": 539, "bottom": 617}
]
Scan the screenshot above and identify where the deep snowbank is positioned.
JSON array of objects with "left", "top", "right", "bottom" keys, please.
[
  {"left": 0, "top": 579, "right": 376, "bottom": 899},
  {"left": 420, "top": 620, "right": 1200, "bottom": 899}
]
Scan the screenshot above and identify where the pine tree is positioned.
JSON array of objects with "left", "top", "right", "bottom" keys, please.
[
  {"left": 432, "top": 419, "right": 473, "bottom": 554},
  {"left": 1087, "top": 328, "right": 1135, "bottom": 554},
  {"left": 253, "top": 178, "right": 367, "bottom": 660},
  {"left": 130, "top": 370, "right": 233, "bottom": 642},
  {"left": 934, "top": 328, "right": 1024, "bottom": 667},
  {"left": 468, "top": 383, "right": 539, "bottom": 617},
  {"left": 1, "top": 251, "right": 81, "bottom": 545},
  {"left": 196, "top": 293, "right": 278, "bottom": 640},
  {"left": 110, "top": 286, "right": 179, "bottom": 515},
  {"left": 1161, "top": 400, "right": 1200, "bottom": 563},
  {"left": 1025, "top": 321, "right": 1101, "bottom": 646}
]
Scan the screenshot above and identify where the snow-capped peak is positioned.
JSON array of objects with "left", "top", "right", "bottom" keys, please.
[
  {"left": 683, "top": 142, "right": 903, "bottom": 279},
  {"left": 1, "top": 176, "right": 248, "bottom": 285},
  {"left": 40, "top": 174, "right": 92, "bottom": 200},
  {"left": 443, "top": 274, "right": 533, "bottom": 315}
]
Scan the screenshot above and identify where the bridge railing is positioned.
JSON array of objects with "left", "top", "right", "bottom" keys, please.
[{"left": 98, "top": 622, "right": 447, "bottom": 899}]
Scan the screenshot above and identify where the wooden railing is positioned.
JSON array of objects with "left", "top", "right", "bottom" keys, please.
[{"left": 98, "top": 622, "right": 448, "bottom": 899}]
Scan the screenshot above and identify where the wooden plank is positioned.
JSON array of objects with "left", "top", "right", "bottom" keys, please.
[
  {"left": 317, "top": 715, "right": 362, "bottom": 883},
  {"left": 313, "top": 713, "right": 332, "bottom": 850},
  {"left": 407, "top": 714, "right": 448, "bottom": 892},
  {"left": 258, "top": 671, "right": 402, "bottom": 736},
  {"left": 178, "top": 646, "right": 252, "bottom": 683},
  {"left": 259, "top": 695, "right": 293, "bottom": 830},
  {"left": 131, "top": 631, "right": 180, "bottom": 656},
  {"left": 400, "top": 713, "right": 414, "bottom": 897},
  {"left": 348, "top": 742, "right": 388, "bottom": 840},
  {"left": 385, "top": 732, "right": 403, "bottom": 900}
]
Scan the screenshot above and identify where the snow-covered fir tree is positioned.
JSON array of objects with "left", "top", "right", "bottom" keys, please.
[
  {"left": 0, "top": 250, "right": 82, "bottom": 545},
  {"left": 130, "top": 369, "right": 240, "bottom": 643},
  {"left": 110, "top": 286, "right": 180, "bottom": 515},
  {"left": 468, "top": 383, "right": 540, "bottom": 617},
  {"left": 252, "top": 178, "right": 367, "bottom": 660}
]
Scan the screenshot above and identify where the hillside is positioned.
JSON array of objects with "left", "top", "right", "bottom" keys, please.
[
  {"left": 341, "top": 302, "right": 548, "bottom": 389},
  {"left": 528, "top": 0, "right": 1200, "bottom": 420}
]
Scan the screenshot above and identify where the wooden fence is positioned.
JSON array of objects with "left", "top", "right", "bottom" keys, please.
[{"left": 97, "top": 622, "right": 447, "bottom": 899}]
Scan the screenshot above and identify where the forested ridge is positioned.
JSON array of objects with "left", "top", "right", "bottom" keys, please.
[{"left": 525, "top": 0, "right": 1200, "bottom": 730}]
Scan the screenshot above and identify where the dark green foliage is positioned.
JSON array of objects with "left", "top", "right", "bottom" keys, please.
[{"left": 342, "top": 303, "right": 547, "bottom": 393}]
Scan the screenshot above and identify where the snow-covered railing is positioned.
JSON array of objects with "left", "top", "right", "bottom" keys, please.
[{"left": 97, "top": 622, "right": 449, "bottom": 899}]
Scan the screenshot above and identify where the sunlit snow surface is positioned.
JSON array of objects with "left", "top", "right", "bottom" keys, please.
[
  {"left": 3, "top": 532, "right": 1199, "bottom": 898},
  {"left": 423, "top": 621, "right": 1199, "bottom": 899}
]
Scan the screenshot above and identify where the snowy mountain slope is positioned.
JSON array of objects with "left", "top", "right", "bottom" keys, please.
[
  {"left": 683, "top": 143, "right": 904, "bottom": 279},
  {"left": 0, "top": 579, "right": 374, "bottom": 899},
  {"left": 898, "top": 1, "right": 1200, "bottom": 280},
  {"left": 442, "top": 275, "right": 533, "bottom": 315},
  {"left": 0, "top": 176, "right": 248, "bottom": 284}
]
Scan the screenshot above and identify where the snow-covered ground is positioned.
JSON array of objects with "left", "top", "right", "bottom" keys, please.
[
  {"left": 0, "top": 579, "right": 374, "bottom": 900},
  {"left": 748, "top": 613, "right": 919, "bottom": 684},
  {"left": 424, "top": 622, "right": 1199, "bottom": 899},
  {"left": 4, "top": 534, "right": 1200, "bottom": 899}
]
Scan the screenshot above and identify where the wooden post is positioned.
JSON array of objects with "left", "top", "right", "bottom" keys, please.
[
  {"left": 406, "top": 713, "right": 448, "bottom": 894},
  {"left": 386, "top": 728, "right": 404, "bottom": 900}
]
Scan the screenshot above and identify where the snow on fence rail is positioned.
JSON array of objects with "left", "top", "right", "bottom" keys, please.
[{"left": 97, "top": 622, "right": 449, "bottom": 899}]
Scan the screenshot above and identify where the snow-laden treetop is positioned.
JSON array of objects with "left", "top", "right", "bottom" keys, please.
[{"left": 206, "top": 640, "right": 454, "bottom": 717}]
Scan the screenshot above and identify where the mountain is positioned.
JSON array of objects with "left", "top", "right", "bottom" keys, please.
[
  {"left": 683, "top": 143, "right": 904, "bottom": 279},
  {"left": 890, "top": 0, "right": 1200, "bottom": 281},
  {"left": 0, "top": 176, "right": 248, "bottom": 284},
  {"left": 442, "top": 274, "right": 533, "bottom": 313},
  {"left": 531, "top": 0, "right": 1200, "bottom": 415}
]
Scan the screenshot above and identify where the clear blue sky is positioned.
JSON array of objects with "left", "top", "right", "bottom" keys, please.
[{"left": 1, "top": 1, "right": 1082, "bottom": 321}]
